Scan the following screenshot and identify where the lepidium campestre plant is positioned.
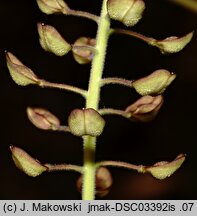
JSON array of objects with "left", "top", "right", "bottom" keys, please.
[{"left": 6, "top": 0, "right": 193, "bottom": 200}]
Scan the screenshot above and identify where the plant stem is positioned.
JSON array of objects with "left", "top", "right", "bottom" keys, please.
[
  {"left": 96, "top": 161, "right": 145, "bottom": 173},
  {"left": 113, "top": 28, "right": 156, "bottom": 46},
  {"left": 99, "top": 108, "right": 132, "bottom": 118},
  {"left": 53, "top": 125, "right": 70, "bottom": 133},
  {"left": 82, "top": 136, "right": 96, "bottom": 200},
  {"left": 86, "top": 2, "right": 110, "bottom": 109},
  {"left": 67, "top": 9, "right": 99, "bottom": 23},
  {"left": 39, "top": 79, "right": 87, "bottom": 98},
  {"left": 101, "top": 77, "right": 133, "bottom": 87},
  {"left": 82, "top": 0, "right": 110, "bottom": 200},
  {"left": 45, "top": 163, "right": 83, "bottom": 173}
]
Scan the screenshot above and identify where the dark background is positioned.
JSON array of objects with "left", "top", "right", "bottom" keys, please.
[{"left": 0, "top": 0, "right": 196, "bottom": 199}]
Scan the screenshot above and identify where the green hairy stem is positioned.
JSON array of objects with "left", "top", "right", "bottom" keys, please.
[{"left": 82, "top": 0, "right": 110, "bottom": 200}]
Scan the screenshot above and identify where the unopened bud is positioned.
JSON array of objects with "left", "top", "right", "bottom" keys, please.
[
  {"left": 68, "top": 108, "right": 105, "bottom": 137},
  {"left": 10, "top": 146, "right": 47, "bottom": 177},
  {"left": 145, "top": 154, "right": 186, "bottom": 180},
  {"left": 37, "top": 23, "right": 71, "bottom": 56},
  {"left": 76, "top": 167, "right": 113, "bottom": 197},
  {"left": 72, "top": 37, "right": 96, "bottom": 64},
  {"left": 125, "top": 95, "right": 163, "bottom": 122},
  {"left": 107, "top": 0, "right": 145, "bottom": 27},
  {"left": 27, "top": 107, "right": 60, "bottom": 130},
  {"left": 153, "top": 32, "right": 194, "bottom": 54},
  {"left": 132, "top": 69, "right": 176, "bottom": 96},
  {"left": 6, "top": 52, "right": 39, "bottom": 86},
  {"left": 36, "top": 0, "right": 69, "bottom": 15}
]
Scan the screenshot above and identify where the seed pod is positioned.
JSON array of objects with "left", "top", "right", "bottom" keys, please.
[
  {"left": 95, "top": 167, "right": 113, "bottom": 197},
  {"left": 145, "top": 154, "right": 186, "bottom": 180},
  {"left": 153, "top": 32, "right": 194, "bottom": 54},
  {"left": 132, "top": 69, "right": 176, "bottom": 96},
  {"left": 68, "top": 108, "right": 105, "bottom": 137},
  {"left": 76, "top": 167, "right": 113, "bottom": 197},
  {"left": 125, "top": 95, "right": 164, "bottom": 122},
  {"left": 37, "top": 23, "right": 71, "bottom": 56},
  {"left": 27, "top": 107, "right": 60, "bottom": 130},
  {"left": 107, "top": 0, "right": 145, "bottom": 27},
  {"left": 72, "top": 37, "right": 96, "bottom": 64},
  {"left": 10, "top": 146, "right": 47, "bottom": 177},
  {"left": 6, "top": 52, "right": 39, "bottom": 86},
  {"left": 36, "top": 0, "right": 69, "bottom": 15}
]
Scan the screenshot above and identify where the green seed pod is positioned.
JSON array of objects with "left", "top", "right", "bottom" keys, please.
[
  {"left": 6, "top": 52, "right": 39, "bottom": 86},
  {"left": 132, "top": 69, "right": 176, "bottom": 96},
  {"left": 37, "top": 23, "right": 71, "bottom": 56},
  {"left": 72, "top": 37, "right": 96, "bottom": 64},
  {"left": 10, "top": 146, "right": 47, "bottom": 177},
  {"left": 95, "top": 167, "right": 113, "bottom": 197},
  {"left": 107, "top": 0, "right": 145, "bottom": 27},
  {"left": 125, "top": 95, "right": 164, "bottom": 122},
  {"left": 68, "top": 108, "right": 105, "bottom": 137},
  {"left": 153, "top": 32, "right": 194, "bottom": 54},
  {"left": 76, "top": 167, "right": 113, "bottom": 197},
  {"left": 145, "top": 154, "right": 186, "bottom": 180},
  {"left": 27, "top": 107, "right": 60, "bottom": 130},
  {"left": 36, "top": 0, "right": 69, "bottom": 15}
]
